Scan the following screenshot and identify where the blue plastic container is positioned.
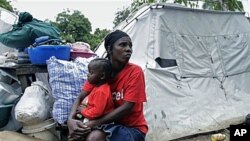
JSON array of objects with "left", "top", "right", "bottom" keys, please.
[{"left": 28, "top": 45, "right": 71, "bottom": 65}]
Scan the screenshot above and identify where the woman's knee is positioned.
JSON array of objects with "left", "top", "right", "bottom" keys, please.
[{"left": 86, "top": 130, "right": 106, "bottom": 141}]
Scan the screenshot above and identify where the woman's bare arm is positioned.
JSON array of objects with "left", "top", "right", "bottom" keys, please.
[{"left": 84, "top": 101, "right": 134, "bottom": 128}]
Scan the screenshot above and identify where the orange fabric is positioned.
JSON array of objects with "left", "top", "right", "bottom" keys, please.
[{"left": 81, "top": 83, "right": 114, "bottom": 120}]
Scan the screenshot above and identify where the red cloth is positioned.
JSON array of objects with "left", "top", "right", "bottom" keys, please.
[
  {"left": 81, "top": 83, "right": 114, "bottom": 120},
  {"left": 83, "top": 63, "right": 148, "bottom": 134}
]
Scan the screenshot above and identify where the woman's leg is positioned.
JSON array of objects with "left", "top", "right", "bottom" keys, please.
[
  {"left": 85, "top": 130, "right": 106, "bottom": 141},
  {"left": 97, "top": 124, "right": 145, "bottom": 141}
]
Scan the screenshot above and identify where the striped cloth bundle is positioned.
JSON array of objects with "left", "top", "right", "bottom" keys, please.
[{"left": 47, "top": 56, "right": 94, "bottom": 124}]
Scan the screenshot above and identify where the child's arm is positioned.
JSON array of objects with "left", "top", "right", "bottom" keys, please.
[
  {"left": 68, "top": 90, "right": 88, "bottom": 120},
  {"left": 68, "top": 81, "right": 94, "bottom": 120}
]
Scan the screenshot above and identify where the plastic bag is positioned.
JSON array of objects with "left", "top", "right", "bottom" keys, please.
[{"left": 15, "top": 81, "right": 50, "bottom": 125}]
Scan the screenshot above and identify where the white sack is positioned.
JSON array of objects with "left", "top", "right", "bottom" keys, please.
[{"left": 15, "top": 81, "right": 50, "bottom": 125}]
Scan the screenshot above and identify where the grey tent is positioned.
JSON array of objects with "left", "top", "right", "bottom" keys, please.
[{"left": 95, "top": 3, "right": 250, "bottom": 141}]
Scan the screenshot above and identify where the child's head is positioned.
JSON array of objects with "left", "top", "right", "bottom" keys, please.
[{"left": 87, "top": 58, "right": 112, "bottom": 86}]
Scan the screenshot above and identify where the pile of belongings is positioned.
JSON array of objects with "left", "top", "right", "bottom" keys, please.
[{"left": 0, "top": 12, "right": 60, "bottom": 49}]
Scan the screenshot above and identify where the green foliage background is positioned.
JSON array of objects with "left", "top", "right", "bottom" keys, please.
[
  {"left": 0, "top": 0, "right": 13, "bottom": 11},
  {"left": 50, "top": 10, "right": 110, "bottom": 50}
]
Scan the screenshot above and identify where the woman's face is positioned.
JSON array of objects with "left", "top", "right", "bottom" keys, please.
[{"left": 111, "top": 36, "right": 133, "bottom": 64}]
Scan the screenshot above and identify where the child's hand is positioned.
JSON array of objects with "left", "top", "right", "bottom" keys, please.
[
  {"left": 76, "top": 113, "right": 83, "bottom": 120},
  {"left": 76, "top": 105, "right": 85, "bottom": 114}
]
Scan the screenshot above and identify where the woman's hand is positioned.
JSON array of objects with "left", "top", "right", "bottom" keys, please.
[
  {"left": 84, "top": 119, "right": 102, "bottom": 128},
  {"left": 67, "top": 119, "right": 91, "bottom": 140}
]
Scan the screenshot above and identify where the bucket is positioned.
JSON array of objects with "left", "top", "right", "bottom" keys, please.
[
  {"left": 22, "top": 118, "right": 59, "bottom": 141},
  {"left": 0, "top": 104, "right": 13, "bottom": 128}
]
